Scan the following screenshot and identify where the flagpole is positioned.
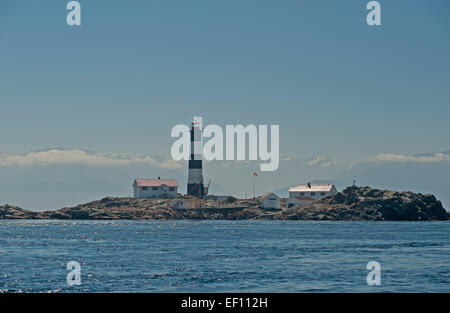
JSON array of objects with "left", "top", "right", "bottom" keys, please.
[{"left": 253, "top": 173, "right": 256, "bottom": 199}]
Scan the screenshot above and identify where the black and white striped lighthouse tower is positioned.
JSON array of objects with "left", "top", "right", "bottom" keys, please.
[{"left": 187, "top": 117, "right": 205, "bottom": 198}]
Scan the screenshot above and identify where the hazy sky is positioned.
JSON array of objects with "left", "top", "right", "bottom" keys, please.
[{"left": 1, "top": 0, "right": 449, "bottom": 165}]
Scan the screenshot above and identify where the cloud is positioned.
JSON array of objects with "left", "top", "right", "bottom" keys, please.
[
  {"left": 368, "top": 153, "right": 450, "bottom": 163},
  {"left": 307, "top": 156, "right": 335, "bottom": 168},
  {"left": 0, "top": 149, "right": 183, "bottom": 169},
  {"left": 307, "top": 156, "right": 326, "bottom": 166}
]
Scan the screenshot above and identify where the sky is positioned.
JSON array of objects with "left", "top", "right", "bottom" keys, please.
[{"left": 0, "top": 1, "right": 449, "bottom": 210}]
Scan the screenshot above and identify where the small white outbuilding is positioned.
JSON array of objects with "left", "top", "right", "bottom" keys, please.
[
  {"left": 260, "top": 192, "right": 281, "bottom": 210},
  {"left": 133, "top": 178, "right": 178, "bottom": 199}
]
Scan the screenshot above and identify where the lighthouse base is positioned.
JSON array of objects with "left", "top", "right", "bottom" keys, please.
[{"left": 187, "top": 183, "right": 205, "bottom": 198}]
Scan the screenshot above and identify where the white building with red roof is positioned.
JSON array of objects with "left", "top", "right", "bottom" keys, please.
[{"left": 133, "top": 178, "right": 179, "bottom": 199}]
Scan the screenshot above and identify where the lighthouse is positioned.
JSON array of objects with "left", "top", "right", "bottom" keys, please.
[{"left": 187, "top": 117, "right": 205, "bottom": 198}]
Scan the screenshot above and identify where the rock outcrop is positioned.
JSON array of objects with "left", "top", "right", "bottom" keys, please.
[
  {"left": 0, "top": 205, "right": 44, "bottom": 219},
  {"left": 0, "top": 186, "right": 448, "bottom": 221},
  {"left": 26, "top": 196, "right": 264, "bottom": 220},
  {"left": 273, "top": 186, "right": 449, "bottom": 221}
]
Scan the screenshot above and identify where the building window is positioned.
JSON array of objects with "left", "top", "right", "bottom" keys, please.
[
  {"left": 310, "top": 192, "right": 316, "bottom": 196},
  {"left": 268, "top": 198, "right": 276, "bottom": 201},
  {"left": 152, "top": 187, "right": 158, "bottom": 190},
  {"left": 169, "top": 187, "right": 175, "bottom": 191},
  {"left": 320, "top": 192, "right": 326, "bottom": 196},
  {"left": 142, "top": 187, "right": 148, "bottom": 190},
  {"left": 299, "top": 192, "right": 305, "bottom": 196}
]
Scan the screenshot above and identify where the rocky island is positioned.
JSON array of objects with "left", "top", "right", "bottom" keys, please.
[{"left": 0, "top": 186, "right": 448, "bottom": 221}]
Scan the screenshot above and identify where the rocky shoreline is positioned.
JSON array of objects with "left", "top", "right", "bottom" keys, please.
[{"left": 0, "top": 186, "right": 448, "bottom": 221}]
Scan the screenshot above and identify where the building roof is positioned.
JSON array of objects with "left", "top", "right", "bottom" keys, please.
[
  {"left": 261, "top": 192, "right": 280, "bottom": 200},
  {"left": 134, "top": 179, "right": 178, "bottom": 187},
  {"left": 288, "top": 184, "right": 335, "bottom": 192}
]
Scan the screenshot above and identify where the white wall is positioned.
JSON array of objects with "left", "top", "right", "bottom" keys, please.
[
  {"left": 133, "top": 184, "right": 178, "bottom": 199},
  {"left": 261, "top": 196, "right": 281, "bottom": 209},
  {"left": 287, "top": 188, "right": 337, "bottom": 208}
]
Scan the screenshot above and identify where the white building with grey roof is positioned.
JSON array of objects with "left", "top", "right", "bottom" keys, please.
[
  {"left": 287, "top": 183, "right": 337, "bottom": 208},
  {"left": 260, "top": 192, "right": 281, "bottom": 210}
]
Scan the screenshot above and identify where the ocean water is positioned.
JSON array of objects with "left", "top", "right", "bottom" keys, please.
[{"left": 0, "top": 220, "right": 448, "bottom": 293}]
